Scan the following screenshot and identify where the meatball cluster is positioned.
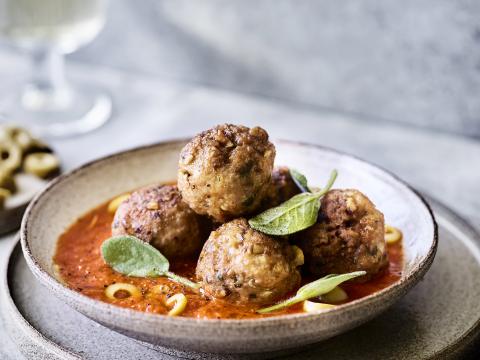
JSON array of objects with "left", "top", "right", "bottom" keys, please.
[
  {"left": 296, "top": 189, "right": 388, "bottom": 281},
  {"left": 112, "top": 184, "right": 208, "bottom": 259},
  {"left": 196, "top": 218, "right": 303, "bottom": 304},
  {"left": 111, "top": 123, "right": 389, "bottom": 306},
  {"left": 178, "top": 124, "right": 275, "bottom": 222}
]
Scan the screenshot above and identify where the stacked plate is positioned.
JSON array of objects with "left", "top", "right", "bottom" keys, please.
[{"left": 1, "top": 140, "right": 479, "bottom": 359}]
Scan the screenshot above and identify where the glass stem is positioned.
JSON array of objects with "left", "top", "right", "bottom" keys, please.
[
  {"left": 22, "top": 46, "right": 72, "bottom": 111},
  {"left": 33, "top": 46, "right": 65, "bottom": 92}
]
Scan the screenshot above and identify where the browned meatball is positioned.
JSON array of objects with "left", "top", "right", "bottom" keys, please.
[
  {"left": 296, "top": 189, "right": 387, "bottom": 281},
  {"left": 260, "top": 166, "right": 301, "bottom": 209},
  {"left": 196, "top": 218, "right": 303, "bottom": 305},
  {"left": 112, "top": 184, "right": 208, "bottom": 259},
  {"left": 178, "top": 124, "right": 275, "bottom": 222}
]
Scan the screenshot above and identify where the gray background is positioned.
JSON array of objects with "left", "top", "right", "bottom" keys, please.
[{"left": 71, "top": 0, "right": 480, "bottom": 137}]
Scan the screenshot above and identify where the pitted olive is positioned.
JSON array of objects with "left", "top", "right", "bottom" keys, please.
[
  {"left": 23, "top": 152, "right": 60, "bottom": 178},
  {"left": 0, "top": 141, "right": 22, "bottom": 172},
  {"left": 0, "top": 125, "right": 52, "bottom": 154},
  {"left": 0, "top": 125, "right": 34, "bottom": 151}
]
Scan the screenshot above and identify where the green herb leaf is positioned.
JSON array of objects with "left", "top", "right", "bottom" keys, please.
[
  {"left": 289, "top": 168, "right": 311, "bottom": 193},
  {"left": 257, "top": 271, "right": 366, "bottom": 314},
  {"left": 165, "top": 271, "right": 201, "bottom": 290},
  {"left": 101, "top": 236, "right": 169, "bottom": 277},
  {"left": 249, "top": 192, "right": 322, "bottom": 235},
  {"left": 101, "top": 235, "right": 200, "bottom": 289},
  {"left": 249, "top": 169, "right": 338, "bottom": 235},
  {"left": 296, "top": 271, "right": 365, "bottom": 298}
]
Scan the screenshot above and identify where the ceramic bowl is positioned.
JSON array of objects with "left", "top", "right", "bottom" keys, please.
[{"left": 20, "top": 139, "right": 437, "bottom": 355}]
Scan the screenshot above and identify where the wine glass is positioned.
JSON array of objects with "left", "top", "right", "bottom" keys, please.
[{"left": 0, "top": 0, "right": 111, "bottom": 137}]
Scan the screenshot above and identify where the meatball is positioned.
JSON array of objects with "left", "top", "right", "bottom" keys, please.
[
  {"left": 178, "top": 124, "right": 276, "bottom": 222},
  {"left": 112, "top": 184, "right": 208, "bottom": 259},
  {"left": 260, "top": 166, "right": 301, "bottom": 209},
  {"left": 297, "top": 189, "right": 387, "bottom": 281},
  {"left": 196, "top": 218, "right": 303, "bottom": 305}
]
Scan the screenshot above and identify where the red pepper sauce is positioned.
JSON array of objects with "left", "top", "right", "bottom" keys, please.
[{"left": 53, "top": 199, "right": 403, "bottom": 319}]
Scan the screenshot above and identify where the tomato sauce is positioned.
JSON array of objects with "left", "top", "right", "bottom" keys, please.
[{"left": 53, "top": 198, "right": 403, "bottom": 319}]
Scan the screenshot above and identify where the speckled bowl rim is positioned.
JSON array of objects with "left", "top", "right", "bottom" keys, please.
[{"left": 20, "top": 139, "right": 438, "bottom": 328}]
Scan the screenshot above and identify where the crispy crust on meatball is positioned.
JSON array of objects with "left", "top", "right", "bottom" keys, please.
[
  {"left": 297, "top": 189, "right": 388, "bottom": 281},
  {"left": 112, "top": 184, "right": 208, "bottom": 259},
  {"left": 196, "top": 218, "right": 303, "bottom": 305},
  {"left": 260, "top": 166, "right": 301, "bottom": 210},
  {"left": 177, "top": 124, "right": 276, "bottom": 222}
]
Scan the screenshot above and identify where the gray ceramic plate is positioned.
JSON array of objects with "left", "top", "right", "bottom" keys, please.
[
  {"left": 4, "top": 199, "right": 479, "bottom": 359},
  {"left": 20, "top": 140, "right": 437, "bottom": 355}
]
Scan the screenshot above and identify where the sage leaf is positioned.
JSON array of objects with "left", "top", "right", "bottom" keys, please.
[
  {"left": 249, "top": 169, "right": 337, "bottom": 235},
  {"left": 249, "top": 192, "right": 322, "bottom": 235},
  {"left": 101, "top": 235, "right": 200, "bottom": 289},
  {"left": 297, "top": 271, "right": 366, "bottom": 298},
  {"left": 289, "top": 168, "right": 310, "bottom": 193},
  {"left": 257, "top": 271, "right": 366, "bottom": 314},
  {"left": 101, "top": 236, "right": 169, "bottom": 277},
  {"left": 164, "top": 271, "right": 200, "bottom": 289}
]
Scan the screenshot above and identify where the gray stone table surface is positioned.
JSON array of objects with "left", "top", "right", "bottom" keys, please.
[{"left": 0, "top": 50, "right": 480, "bottom": 358}]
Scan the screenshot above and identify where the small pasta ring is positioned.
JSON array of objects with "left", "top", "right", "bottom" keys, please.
[
  {"left": 105, "top": 283, "right": 142, "bottom": 300},
  {"left": 108, "top": 194, "right": 131, "bottom": 213},
  {"left": 321, "top": 286, "right": 348, "bottom": 303},
  {"left": 151, "top": 284, "right": 171, "bottom": 295},
  {"left": 166, "top": 293, "right": 188, "bottom": 316},
  {"left": 385, "top": 225, "right": 402, "bottom": 244},
  {"left": 303, "top": 301, "right": 336, "bottom": 313}
]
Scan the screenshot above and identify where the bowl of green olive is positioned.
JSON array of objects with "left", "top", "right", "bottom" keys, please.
[{"left": 0, "top": 124, "right": 61, "bottom": 234}]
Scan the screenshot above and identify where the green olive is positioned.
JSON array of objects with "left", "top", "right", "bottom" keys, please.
[
  {"left": 0, "top": 169, "right": 16, "bottom": 192},
  {"left": 0, "top": 125, "right": 35, "bottom": 152},
  {"left": 0, "top": 125, "right": 53, "bottom": 155},
  {"left": 0, "top": 187, "right": 11, "bottom": 209},
  {"left": 23, "top": 152, "right": 60, "bottom": 178},
  {"left": 0, "top": 140, "right": 22, "bottom": 172}
]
